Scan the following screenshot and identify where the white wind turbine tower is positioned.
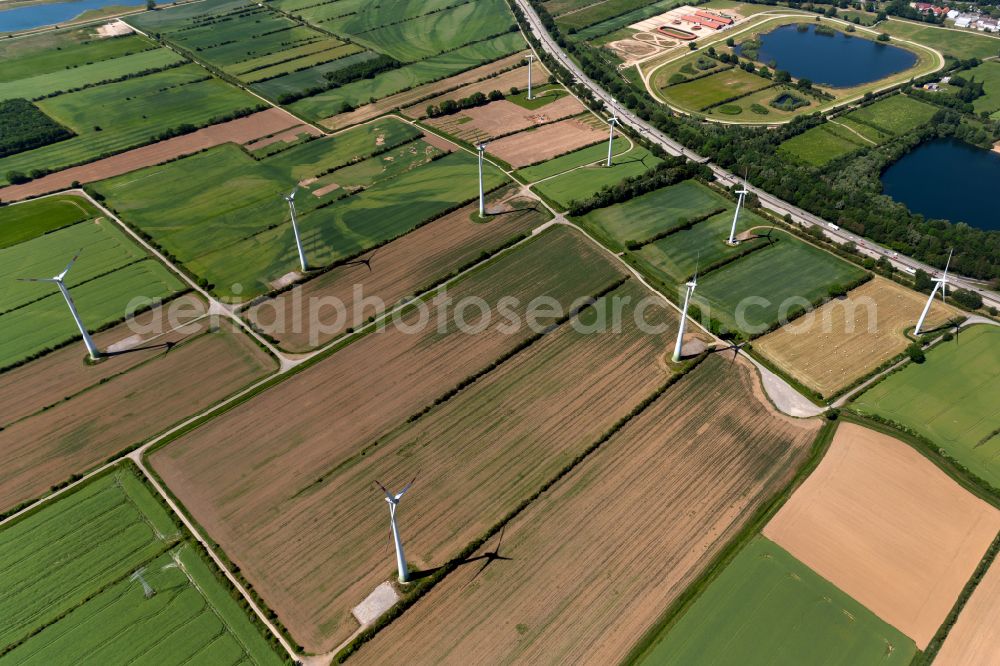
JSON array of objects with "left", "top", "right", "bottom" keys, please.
[
  {"left": 914, "top": 249, "right": 952, "bottom": 336},
  {"left": 672, "top": 260, "right": 698, "bottom": 363},
  {"left": 283, "top": 187, "right": 309, "bottom": 272},
  {"left": 477, "top": 142, "right": 487, "bottom": 217},
  {"left": 727, "top": 172, "right": 749, "bottom": 246},
  {"left": 606, "top": 114, "right": 618, "bottom": 167},
  {"left": 526, "top": 53, "right": 535, "bottom": 100},
  {"left": 376, "top": 478, "right": 415, "bottom": 583},
  {"left": 19, "top": 250, "right": 99, "bottom": 360}
]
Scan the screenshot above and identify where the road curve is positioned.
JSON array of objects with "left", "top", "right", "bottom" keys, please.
[{"left": 513, "top": 0, "right": 1000, "bottom": 311}]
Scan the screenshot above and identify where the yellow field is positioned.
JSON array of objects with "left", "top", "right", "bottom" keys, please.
[{"left": 754, "top": 277, "right": 957, "bottom": 396}]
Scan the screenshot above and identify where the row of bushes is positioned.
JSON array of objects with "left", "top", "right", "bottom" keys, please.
[{"left": 426, "top": 89, "right": 504, "bottom": 117}]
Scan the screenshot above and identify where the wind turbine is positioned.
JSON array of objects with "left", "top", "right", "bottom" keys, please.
[
  {"left": 375, "top": 478, "right": 415, "bottom": 584},
  {"left": 672, "top": 259, "right": 698, "bottom": 363},
  {"left": 914, "top": 249, "right": 952, "bottom": 336},
  {"left": 526, "top": 53, "right": 535, "bottom": 100},
  {"left": 283, "top": 187, "right": 308, "bottom": 272},
  {"left": 130, "top": 567, "right": 155, "bottom": 599},
  {"left": 606, "top": 114, "right": 618, "bottom": 167},
  {"left": 477, "top": 142, "right": 487, "bottom": 217},
  {"left": 18, "top": 250, "right": 99, "bottom": 360},
  {"left": 727, "top": 171, "right": 749, "bottom": 245}
]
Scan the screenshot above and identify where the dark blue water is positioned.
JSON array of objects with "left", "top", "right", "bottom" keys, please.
[
  {"left": 0, "top": 0, "right": 140, "bottom": 33},
  {"left": 736, "top": 24, "right": 917, "bottom": 87},
  {"left": 881, "top": 138, "right": 1000, "bottom": 231}
]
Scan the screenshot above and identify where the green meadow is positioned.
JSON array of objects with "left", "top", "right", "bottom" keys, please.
[
  {"left": 0, "top": 195, "right": 99, "bottom": 249},
  {"left": 531, "top": 145, "right": 662, "bottom": 208},
  {"left": 634, "top": 536, "right": 916, "bottom": 666},
  {"left": 853, "top": 324, "right": 1000, "bottom": 488},
  {"left": 0, "top": 464, "right": 282, "bottom": 665}
]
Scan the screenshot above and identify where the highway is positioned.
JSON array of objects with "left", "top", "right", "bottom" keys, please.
[{"left": 513, "top": 0, "right": 1000, "bottom": 311}]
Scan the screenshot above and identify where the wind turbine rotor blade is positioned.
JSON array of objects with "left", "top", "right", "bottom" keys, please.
[
  {"left": 59, "top": 249, "right": 82, "bottom": 279},
  {"left": 943, "top": 248, "right": 953, "bottom": 277},
  {"left": 18, "top": 276, "right": 56, "bottom": 283},
  {"left": 374, "top": 480, "right": 393, "bottom": 501},
  {"left": 396, "top": 476, "right": 416, "bottom": 499}
]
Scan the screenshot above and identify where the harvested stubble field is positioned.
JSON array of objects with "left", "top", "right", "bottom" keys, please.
[
  {"left": 426, "top": 95, "right": 586, "bottom": 144},
  {"left": 0, "top": 311, "right": 276, "bottom": 513},
  {"left": 485, "top": 116, "right": 605, "bottom": 168},
  {"left": 290, "top": 33, "right": 527, "bottom": 121},
  {"left": 320, "top": 51, "right": 532, "bottom": 130},
  {"left": 638, "top": 536, "right": 916, "bottom": 666},
  {"left": 935, "top": 547, "right": 1000, "bottom": 665},
  {"left": 245, "top": 193, "right": 550, "bottom": 351},
  {"left": 532, "top": 145, "right": 662, "bottom": 208},
  {"left": 0, "top": 465, "right": 282, "bottom": 664},
  {"left": 755, "top": 277, "right": 958, "bottom": 396},
  {"left": 400, "top": 60, "right": 549, "bottom": 119},
  {"left": 0, "top": 108, "right": 302, "bottom": 202},
  {"left": 852, "top": 324, "right": 1000, "bottom": 489},
  {"left": 574, "top": 179, "right": 726, "bottom": 250},
  {"left": 692, "top": 231, "right": 867, "bottom": 338},
  {"left": 764, "top": 422, "right": 1000, "bottom": 649},
  {"left": 151, "top": 228, "right": 633, "bottom": 651},
  {"left": 351, "top": 354, "right": 818, "bottom": 664}
]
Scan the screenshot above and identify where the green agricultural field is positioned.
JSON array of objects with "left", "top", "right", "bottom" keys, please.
[
  {"left": 0, "top": 63, "right": 259, "bottom": 185},
  {"left": 94, "top": 119, "right": 508, "bottom": 298},
  {"left": 634, "top": 208, "right": 770, "bottom": 284},
  {"left": 289, "top": 32, "right": 526, "bottom": 120},
  {"left": 334, "top": 0, "right": 513, "bottom": 62},
  {"left": 0, "top": 464, "right": 283, "bottom": 665},
  {"left": 853, "top": 324, "right": 1000, "bottom": 488},
  {"left": 0, "top": 30, "right": 157, "bottom": 84},
  {"left": 882, "top": 17, "right": 1000, "bottom": 59},
  {"left": 556, "top": 0, "right": 656, "bottom": 31},
  {"left": 692, "top": 231, "right": 867, "bottom": 337},
  {"left": 846, "top": 94, "right": 938, "bottom": 136},
  {"left": 251, "top": 50, "right": 377, "bottom": 99},
  {"left": 574, "top": 179, "right": 727, "bottom": 250},
  {"left": 779, "top": 123, "right": 867, "bottom": 167},
  {"left": 665, "top": 69, "right": 774, "bottom": 112},
  {"left": 531, "top": 145, "right": 661, "bottom": 208},
  {"left": 0, "top": 260, "right": 183, "bottom": 369},
  {"left": 0, "top": 48, "right": 185, "bottom": 102},
  {"left": 0, "top": 194, "right": 99, "bottom": 249},
  {"left": 571, "top": 0, "right": 677, "bottom": 41},
  {"left": 634, "top": 536, "right": 916, "bottom": 666},
  {"left": 323, "top": 0, "right": 468, "bottom": 34},
  {"left": 516, "top": 136, "right": 629, "bottom": 180},
  {"left": 964, "top": 60, "right": 1000, "bottom": 114}
]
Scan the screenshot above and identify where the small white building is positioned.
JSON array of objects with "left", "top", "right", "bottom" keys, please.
[
  {"left": 947, "top": 9, "right": 960, "bottom": 18},
  {"left": 954, "top": 14, "right": 973, "bottom": 27}
]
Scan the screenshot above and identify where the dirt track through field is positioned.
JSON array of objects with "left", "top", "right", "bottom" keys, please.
[
  {"left": 0, "top": 318, "right": 275, "bottom": 513},
  {"left": 755, "top": 277, "right": 958, "bottom": 396},
  {"left": 487, "top": 117, "right": 606, "bottom": 167},
  {"left": 0, "top": 109, "right": 301, "bottom": 202},
  {"left": 244, "top": 194, "right": 547, "bottom": 351},
  {"left": 935, "top": 549, "right": 1000, "bottom": 665},
  {"left": 320, "top": 53, "right": 533, "bottom": 131},
  {"left": 351, "top": 354, "right": 818, "bottom": 664},
  {"left": 150, "top": 228, "right": 626, "bottom": 651},
  {"left": 764, "top": 422, "right": 1000, "bottom": 648}
]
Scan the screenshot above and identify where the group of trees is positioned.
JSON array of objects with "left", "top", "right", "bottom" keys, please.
[
  {"left": 0, "top": 98, "right": 73, "bottom": 160},
  {"left": 426, "top": 89, "right": 504, "bottom": 117},
  {"left": 521, "top": 0, "right": 1000, "bottom": 282}
]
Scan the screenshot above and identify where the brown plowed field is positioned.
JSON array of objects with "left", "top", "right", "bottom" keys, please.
[
  {"left": 244, "top": 193, "right": 549, "bottom": 351},
  {"left": 486, "top": 116, "right": 606, "bottom": 168},
  {"left": 935, "top": 551, "right": 1000, "bottom": 665},
  {"left": 0, "top": 318, "right": 276, "bottom": 513},
  {"left": 150, "top": 228, "right": 626, "bottom": 651},
  {"left": 0, "top": 108, "right": 302, "bottom": 201},
  {"left": 320, "top": 53, "right": 532, "bottom": 131},
  {"left": 764, "top": 422, "right": 1000, "bottom": 649},
  {"left": 401, "top": 62, "right": 550, "bottom": 119},
  {"left": 351, "top": 354, "right": 818, "bottom": 664},
  {"left": 755, "top": 278, "right": 958, "bottom": 396},
  {"left": 426, "top": 95, "right": 585, "bottom": 143},
  {"left": 0, "top": 294, "right": 208, "bottom": 427},
  {"left": 158, "top": 278, "right": 690, "bottom": 652}
]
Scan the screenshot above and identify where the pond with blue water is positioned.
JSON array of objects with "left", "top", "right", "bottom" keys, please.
[{"left": 736, "top": 23, "right": 918, "bottom": 88}]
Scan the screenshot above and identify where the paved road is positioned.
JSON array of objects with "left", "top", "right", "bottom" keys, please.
[{"left": 513, "top": 0, "right": 1000, "bottom": 311}]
